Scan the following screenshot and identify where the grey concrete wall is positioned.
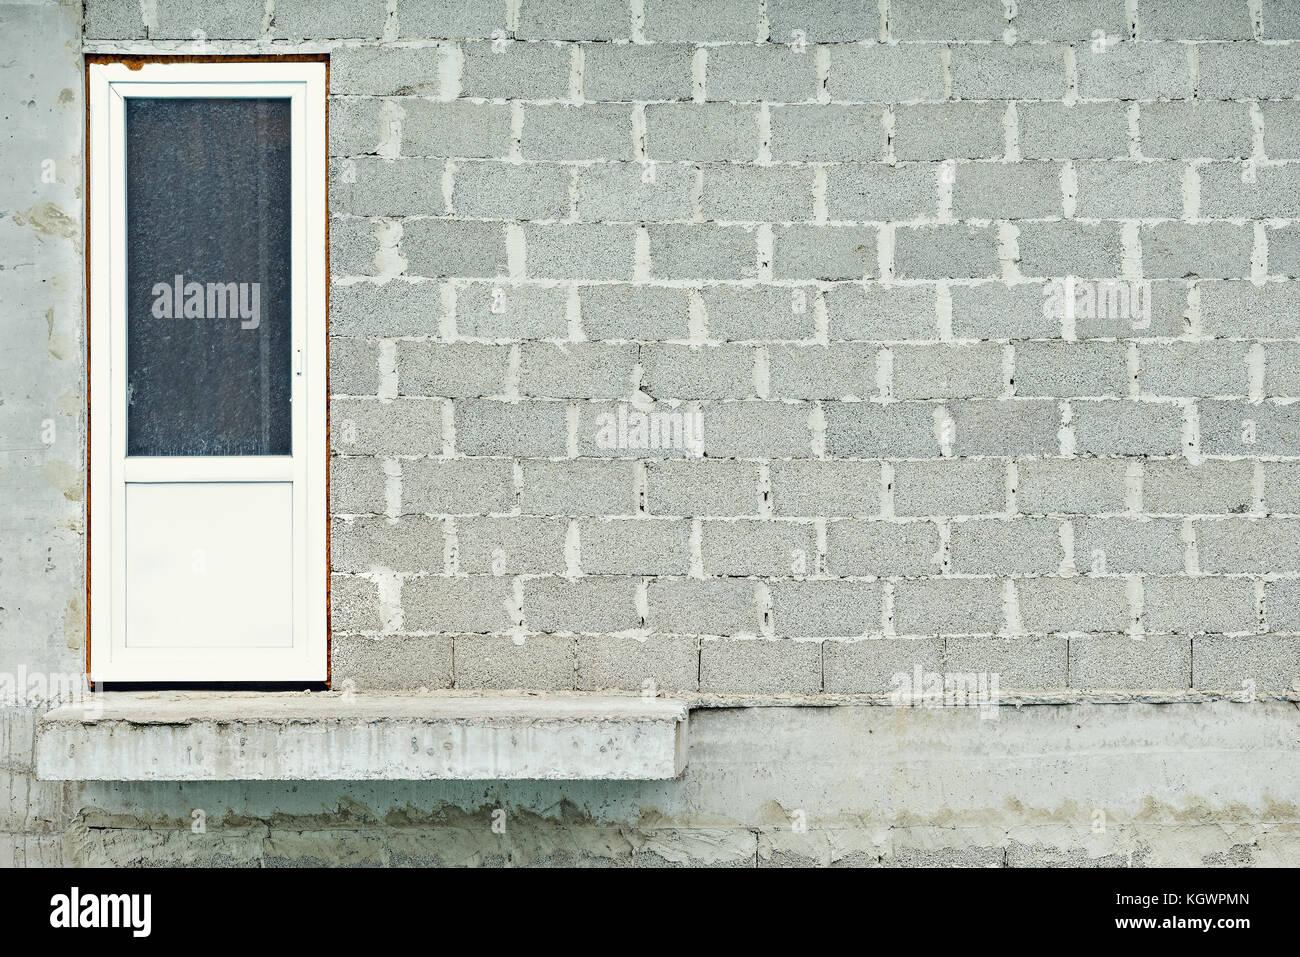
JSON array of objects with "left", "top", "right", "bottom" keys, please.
[{"left": 3, "top": 0, "right": 1300, "bottom": 866}]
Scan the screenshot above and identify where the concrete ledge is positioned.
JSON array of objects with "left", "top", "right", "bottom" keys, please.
[{"left": 35, "top": 691, "right": 690, "bottom": 781}]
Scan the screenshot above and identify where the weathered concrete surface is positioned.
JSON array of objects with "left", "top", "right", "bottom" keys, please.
[
  {"left": 36, "top": 691, "right": 689, "bottom": 780},
  {"left": 28, "top": 700, "right": 1300, "bottom": 866}
]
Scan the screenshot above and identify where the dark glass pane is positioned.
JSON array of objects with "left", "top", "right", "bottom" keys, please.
[{"left": 126, "top": 97, "right": 292, "bottom": 456}]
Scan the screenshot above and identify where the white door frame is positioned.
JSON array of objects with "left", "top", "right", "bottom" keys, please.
[{"left": 88, "top": 61, "right": 328, "bottom": 682}]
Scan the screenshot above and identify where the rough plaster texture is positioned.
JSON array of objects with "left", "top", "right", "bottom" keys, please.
[{"left": 3, "top": 0, "right": 1300, "bottom": 865}]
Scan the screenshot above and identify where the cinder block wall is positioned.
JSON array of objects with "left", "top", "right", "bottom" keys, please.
[{"left": 80, "top": 0, "right": 1300, "bottom": 698}]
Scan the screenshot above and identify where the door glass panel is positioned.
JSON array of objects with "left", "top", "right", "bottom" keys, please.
[{"left": 126, "top": 97, "right": 292, "bottom": 456}]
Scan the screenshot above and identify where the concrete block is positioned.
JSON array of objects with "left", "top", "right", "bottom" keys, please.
[
  {"left": 1015, "top": 340, "right": 1129, "bottom": 397},
  {"left": 1074, "top": 517, "right": 1183, "bottom": 574},
  {"left": 330, "top": 338, "right": 381, "bottom": 396},
  {"left": 526, "top": 224, "right": 639, "bottom": 279},
  {"left": 583, "top": 285, "right": 691, "bottom": 340},
  {"left": 332, "top": 279, "right": 441, "bottom": 337},
  {"left": 769, "top": 459, "right": 881, "bottom": 517},
  {"left": 952, "top": 161, "right": 1064, "bottom": 220},
  {"left": 1143, "top": 461, "right": 1254, "bottom": 515},
  {"left": 823, "top": 401, "right": 938, "bottom": 457},
  {"left": 454, "top": 633, "right": 575, "bottom": 689},
  {"left": 274, "top": 0, "right": 387, "bottom": 38},
  {"left": 649, "top": 225, "right": 759, "bottom": 280},
  {"left": 773, "top": 225, "right": 877, "bottom": 281},
  {"left": 770, "top": 580, "right": 882, "bottom": 637},
  {"left": 706, "top": 44, "right": 818, "bottom": 102},
  {"left": 453, "top": 399, "right": 568, "bottom": 456},
  {"left": 948, "top": 518, "right": 1063, "bottom": 575},
  {"left": 948, "top": 399, "right": 1061, "bottom": 456},
  {"left": 331, "top": 456, "right": 388, "bottom": 514},
  {"left": 332, "top": 635, "right": 454, "bottom": 689},
  {"left": 1197, "top": 518, "right": 1300, "bottom": 574},
  {"left": 645, "top": 460, "right": 763, "bottom": 516},
  {"left": 461, "top": 41, "right": 572, "bottom": 100},
  {"left": 825, "top": 520, "right": 942, "bottom": 576},
  {"left": 1193, "top": 636, "right": 1300, "bottom": 692},
  {"left": 769, "top": 105, "right": 884, "bottom": 161},
  {"left": 402, "top": 101, "right": 513, "bottom": 157},
  {"left": 893, "top": 578, "right": 1004, "bottom": 634},
  {"left": 949, "top": 44, "right": 1068, "bottom": 99},
  {"left": 1018, "top": 102, "right": 1130, "bottom": 159},
  {"left": 699, "top": 637, "right": 822, "bottom": 694},
  {"left": 828, "top": 43, "right": 945, "bottom": 101},
  {"left": 646, "top": 104, "right": 761, "bottom": 161},
  {"left": 516, "top": 0, "right": 631, "bottom": 39},
  {"left": 1018, "top": 222, "right": 1123, "bottom": 278},
  {"left": 894, "top": 224, "right": 1000, "bottom": 280},
  {"left": 332, "top": 515, "right": 441, "bottom": 573},
  {"left": 1140, "top": 102, "right": 1252, "bottom": 159},
  {"left": 700, "top": 401, "right": 814, "bottom": 457},
  {"left": 332, "top": 157, "right": 446, "bottom": 217},
  {"left": 945, "top": 634, "right": 1069, "bottom": 688},
  {"left": 643, "top": 0, "right": 762, "bottom": 40},
  {"left": 403, "top": 220, "right": 509, "bottom": 278},
  {"left": 1073, "top": 161, "right": 1184, "bottom": 219},
  {"left": 890, "top": 0, "right": 1005, "bottom": 39},
  {"left": 700, "top": 519, "right": 817, "bottom": 576},
  {"left": 767, "top": 343, "right": 877, "bottom": 399},
  {"left": 700, "top": 164, "right": 817, "bottom": 222},
  {"left": 641, "top": 343, "right": 755, "bottom": 398},
  {"left": 823, "top": 636, "right": 944, "bottom": 693},
  {"left": 332, "top": 397, "right": 442, "bottom": 455},
  {"left": 1143, "top": 577, "right": 1256, "bottom": 634},
  {"left": 398, "top": 341, "right": 510, "bottom": 397},
  {"left": 1140, "top": 342, "right": 1250, "bottom": 398},
  {"left": 1012, "top": 0, "right": 1127, "bottom": 39},
  {"left": 1017, "top": 576, "right": 1130, "bottom": 632},
  {"left": 402, "top": 458, "right": 515, "bottom": 515},
  {"left": 583, "top": 43, "right": 694, "bottom": 101},
  {"left": 456, "top": 282, "right": 570, "bottom": 339},
  {"left": 893, "top": 103, "right": 1005, "bottom": 161},
  {"left": 523, "top": 577, "right": 641, "bottom": 633},
  {"left": 827, "top": 163, "right": 938, "bottom": 221},
  {"left": 1263, "top": 463, "right": 1300, "bottom": 513},
  {"left": 577, "top": 162, "right": 694, "bottom": 221},
  {"left": 1075, "top": 42, "right": 1190, "bottom": 99},
  {"left": 1197, "top": 401, "right": 1300, "bottom": 457},
  {"left": 1139, "top": 0, "right": 1252, "bottom": 39},
  {"left": 453, "top": 160, "right": 571, "bottom": 219},
  {"left": 892, "top": 343, "right": 1005, "bottom": 399},
  {"left": 455, "top": 516, "right": 569, "bottom": 574},
  {"left": 331, "top": 574, "right": 383, "bottom": 631},
  {"left": 577, "top": 635, "right": 700, "bottom": 691},
  {"left": 519, "top": 342, "right": 638, "bottom": 398},
  {"left": 403, "top": 575, "right": 516, "bottom": 632},
  {"left": 398, "top": 0, "right": 506, "bottom": 37},
  {"left": 701, "top": 283, "right": 819, "bottom": 342},
  {"left": 154, "top": 0, "right": 266, "bottom": 38},
  {"left": 522, "top": 105, "right": 635, "bottom": 160},
  {"left": 1197, "top": 281, "right": 1300, "bottom": 338},
  {"left": 825, "top": 284, "right": 938, "bottom": 341},
  {"left": 1071, "top": 400, "right": 1184, "bottom": 456},
  {"left": 1068, "top": 634, "right": 1191, "bottom": 690},
  {"left": 580, "top": 519, "right": 691, "bottom": 574},
  {"left": 520, "top": 460, "right": 638, "bottom": 516},
  {"left": 768, "top": 0, "right": 877, "bottom": 40},
  {"left": 950, "top": 282, "right": 1059, "bottom": 339},
  {"left": 894, "top": 459, "right": 1006, "bottom": 516},
  {"left": 646, "top": 579, "right": 761, "bottom": 635}
]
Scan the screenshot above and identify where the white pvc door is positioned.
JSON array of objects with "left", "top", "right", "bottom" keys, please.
[{"left": 89, "top": 62, "right": 327, "bottom": 682}]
